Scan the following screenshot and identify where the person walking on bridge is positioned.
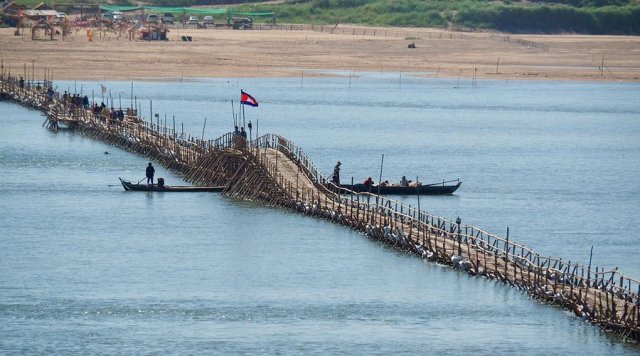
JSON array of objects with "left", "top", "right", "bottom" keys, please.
[{"left": 146, "top": 162, "right": 155, "bottom": 185}]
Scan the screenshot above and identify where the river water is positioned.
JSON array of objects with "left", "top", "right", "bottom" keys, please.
[{"left": 1, "top": 74, "right": 639, "bottom": 354}]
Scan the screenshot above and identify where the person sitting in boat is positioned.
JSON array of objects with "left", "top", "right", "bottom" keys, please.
[
  {"left": 379, "top": 180, "right": 389, "bottom": 187},
  {"left": 400, "top": 176, "right": 409, "bottom": 187},
  {"left": 146, "top": 162, "right": 155, "bottom": 185},
  {"left": 363, "top": 177, "right": 374, "bottom": 187},
  {"left": 332, "top": 161, "right": 341, "bottom": 185}
]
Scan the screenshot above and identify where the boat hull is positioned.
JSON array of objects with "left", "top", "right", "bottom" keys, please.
[
  {"left": 338, "top": 181, "right": 461, "bottom": 195},
  {"left": 119, "top": 178, "right": 224, "bottom": 192}
]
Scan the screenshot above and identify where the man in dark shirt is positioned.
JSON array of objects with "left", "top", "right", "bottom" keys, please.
[
  {"left": 146, "top": 163, "right": 155, "bottom": 185},
  {"left": 332, "top": 161, "right": 341, "bottom": 185}
]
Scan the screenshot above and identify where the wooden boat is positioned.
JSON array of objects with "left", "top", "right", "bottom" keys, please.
[
  {"left": 338, "top": 179, "right": 461, "bottom": 195},
  {"left": 119, "top": 178, "right": 225, "bottom": 192}
]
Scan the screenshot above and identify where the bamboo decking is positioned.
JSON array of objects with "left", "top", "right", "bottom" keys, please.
[{"left": 1, "top": 71, "right": 639, "bottom": 343}]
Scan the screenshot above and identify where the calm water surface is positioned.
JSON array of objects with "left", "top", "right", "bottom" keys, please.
[{"left": 1, "top": 74, "right": 639, "bottom": 354}]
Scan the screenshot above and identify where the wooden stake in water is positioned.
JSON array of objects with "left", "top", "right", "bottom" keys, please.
[
  {"left": 416, "top": 175, "right": 420, "bottom": 214},
  {"left": 201, "top": 117, "right": 207, "bottom": 141},
  {"left": 377, "top": 154, "right": 384, "bottom": 197}
]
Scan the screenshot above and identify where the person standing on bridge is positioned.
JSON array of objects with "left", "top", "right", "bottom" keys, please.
[
  {"left": 332, "top": 161, "right": 341, "bottom": 185},
  {"left": 146, "top": 162, "right": 155, "bottom": 185}
]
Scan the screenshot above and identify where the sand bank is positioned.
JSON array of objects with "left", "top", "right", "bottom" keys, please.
[{"left": 1, "top": 25, "right": 639, "bottom": 82}]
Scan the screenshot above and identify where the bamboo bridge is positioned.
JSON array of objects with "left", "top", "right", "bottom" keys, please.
[{"left": 1, "top": 72, "right": 639, "bottom": 342}]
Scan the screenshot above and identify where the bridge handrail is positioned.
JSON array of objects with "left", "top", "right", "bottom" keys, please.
[
  {"left": 3, "top": 73, "right": 638, "bottom": 303},
  {"left": 241, "top": 130, "right": 640, "bottom": 300}
]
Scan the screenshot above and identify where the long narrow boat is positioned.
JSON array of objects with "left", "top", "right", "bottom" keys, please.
[
  {"left": 338, "top": 179, "right": 461, "bottom": 195},
  {"left": 119, "top": 178, "right": 225, "bottom": 192}
]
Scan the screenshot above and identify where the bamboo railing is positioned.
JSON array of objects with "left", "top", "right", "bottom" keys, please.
[{"left": 1, "top": 70, "right": 638, "bottom": 341}]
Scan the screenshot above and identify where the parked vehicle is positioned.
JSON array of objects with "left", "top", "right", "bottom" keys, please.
[
  {"left": 54, "top": 12, "right": 67, "bottom": 22},
  {"left": 232, "top": 17, "right": 252, "bottom": 30},
  {"left": 147, "top": 14, "right": 159, "bottom": 23},
  {"left": 111, "top": 11, "right": 123, "bottom": 21},
  {"left": 188, "top": 15, "right": 199, "bottom": 25},
  {"left": 203, "top": 16, "right": 214, "bottom": 25},
  {"left": 162, "top": 13, "right": 174, "bottom": 24},
  {"left": 101, "top": 12, "right": 113, "bottom": 20}
]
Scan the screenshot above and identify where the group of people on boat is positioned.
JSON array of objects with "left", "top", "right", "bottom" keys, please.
[{"left": 331, "top": 161, "right": 416, "bottom": 187}]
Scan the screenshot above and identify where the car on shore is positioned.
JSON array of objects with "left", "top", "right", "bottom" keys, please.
[
  {"left": 54, "top": 12, "right": 67, "bottom": 23},
  {"left": 188, "top": 15, "right": 199, "bottom": 25},
  {"left": 203, "top": 16, "right": 214, "bottom": 25},
  {"left": 147, "top": 14, "right": 159, "bottom": 23},
  {"left": 232, "top": 17, "right": 253, "bottom": 30},
  {"left": 111, "top": 11, "right": 123, "bottom": 22},
  {"left": 162, "top": 13, "right": 174, "bottom": 24}
]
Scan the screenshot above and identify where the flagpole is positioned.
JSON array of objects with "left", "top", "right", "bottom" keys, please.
[
  {"left": 242, "top": 102, "right": 246, "bottom": 129},
  {"left": 231, "top": 100, "right": 236, "bottom": 128}
]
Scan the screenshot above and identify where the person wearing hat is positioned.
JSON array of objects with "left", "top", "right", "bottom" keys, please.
[{"left": 332, "top": 161, "right": 341, "bottom": 185}]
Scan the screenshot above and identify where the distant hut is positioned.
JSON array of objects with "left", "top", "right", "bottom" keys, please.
[
  {"left": 1, "top": 1, "right": 26, "bottom": 26},
  {"left": 24, "top": 9, "right": 59, "bottom": 23},
  {"left": 32, "top": 2, "right": 54, "bottom": 11},
  {"left": 31, "top": 20, "right": 56, "bottom": 40}
]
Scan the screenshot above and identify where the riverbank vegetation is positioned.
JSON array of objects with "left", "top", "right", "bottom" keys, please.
[{"left": 242, "top": 0, "right": 640, "bottom": 35}]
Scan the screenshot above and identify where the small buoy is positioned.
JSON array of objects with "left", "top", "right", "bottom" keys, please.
[{"left": 104, "top": 151, "right": 109, "bottom": 154}]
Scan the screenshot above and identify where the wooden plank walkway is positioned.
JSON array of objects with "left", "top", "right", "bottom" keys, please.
[{"left": 1, "top": 71, "right": 638, "bottom": 342}]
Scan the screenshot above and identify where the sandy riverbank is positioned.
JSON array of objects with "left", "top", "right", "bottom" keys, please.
[{"left": 1, "top": 25, "right": 639, "bottom": 82}]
